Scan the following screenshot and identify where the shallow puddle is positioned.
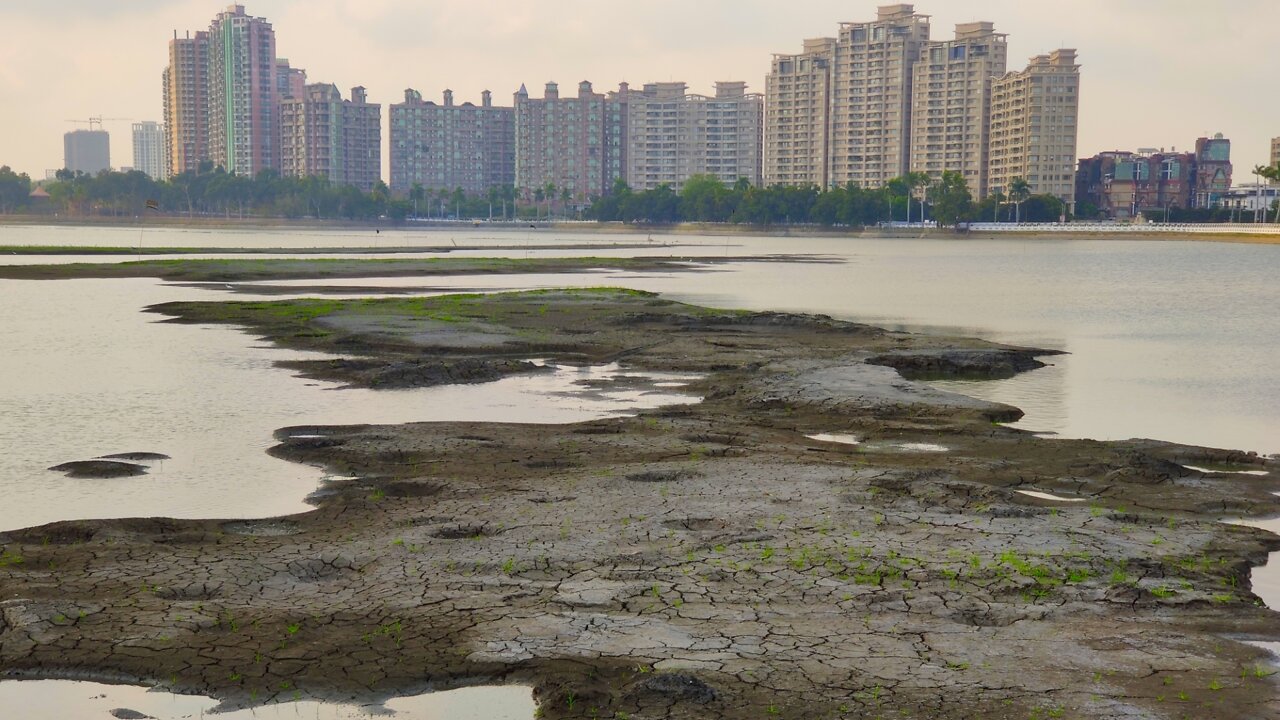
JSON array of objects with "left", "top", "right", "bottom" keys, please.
[
  {"left": 1247, "top": 641, "right": 1280, "bottom": 664},
  {"left": 0, "top": 680, "right": 534, "bottom": 720},
  {"left": 1183, "top": 464, "right": 1270, "bottom": 477},
  {"left": 806, "top": 433, "right": 861, "bottom": 446},
  {"left": 1226, "top": 505, "right": 1280, "bottom": 612},
  {"left": 1015, "top": 490, "right": 1087, "bottom": 503},
  {"left": 861, "top": 442, "right": 949, "bottom": 453}
]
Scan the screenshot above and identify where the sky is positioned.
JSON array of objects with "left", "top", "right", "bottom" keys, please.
[{"left": 1, "top": 0, "right": 1277, "bottom": 180}]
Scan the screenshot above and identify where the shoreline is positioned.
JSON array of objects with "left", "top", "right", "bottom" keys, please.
[
  {"left": 3, "top": 214, "right": 1280, "bottom": 245},
  {"left": 2, "top": 288, "right": 1278, "bottom": 719}
]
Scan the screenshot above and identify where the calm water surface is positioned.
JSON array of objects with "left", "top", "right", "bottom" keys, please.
[{"left": 0, "top": 680, "right": 533, "bottom": 720}]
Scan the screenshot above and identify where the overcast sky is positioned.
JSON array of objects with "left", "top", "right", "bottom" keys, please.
[{"left": 1, "top": 0, "right": 1276, "bottom": 180}]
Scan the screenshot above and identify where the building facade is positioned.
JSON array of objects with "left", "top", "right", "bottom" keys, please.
[
  {"left": 389, "top": 88, "right": 515, "bottom": 196},
  {"left": 64, "top": 130, "right": 110, "bottom": 175},
  {"left": 280, "top": 84, "right": 381, "bottom": 192},
  {"left": 132, "top": 121, "right": 168, "bottom": 180},
  {"left": 987, "top": 49, "right": 1080, "bottom": 208},
  {"left": 207, "top": 4, "right": 280, "bottom": 176},
  {"left": 909, "top": 22, "right": 1007, "bottom": 197},
  {"left": 765, "top": 4, "right": 1079, "bottom": 203},
  {"left": 514, "top": 81, "right": 626, "bottom": 203},
  {"left": 163, "top": 30, "right": 210, "bottom": 176},
  {"left": 1077, "top": 138, "right": 1234, "bottom": 219},
  {"left": 764, "top": 38, "right": 835, "bottom": 187},
  {"left": 626, "top": 81, "right": 763, "bottom": 192},
  {"left": 828, "top": 4, "right": 932, "bottom": 188},
  {"left": 1192, "top": 134, "right": 1231, "bottom": 208}
]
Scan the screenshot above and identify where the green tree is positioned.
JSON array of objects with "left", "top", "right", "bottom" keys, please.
[
  {"left": 929, "top": 171, "right": 973, "bottom": 226},
  {"left": 0, "top": 166, "right": 33, "bottom": 214},
  {"left": 1007, "top": 177, "right": 1032, "bottom": 222}
]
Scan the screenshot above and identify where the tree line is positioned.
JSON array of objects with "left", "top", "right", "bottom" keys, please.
[
  {"left": 0, "top": 163, "right": 1081, "bottom": 227},
  {"left": 587, "top": 172, "right": 1068, "bottom": 227}
]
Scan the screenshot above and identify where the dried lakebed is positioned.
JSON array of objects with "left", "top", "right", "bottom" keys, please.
[{"left": 2, "top": 288, "right": 1279, "bottom": 720}]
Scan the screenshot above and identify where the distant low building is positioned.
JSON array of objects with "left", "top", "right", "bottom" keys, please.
[
  {"left": 1219, "top": 183, "right": 1279, "bottom": 217},
  {"left": 64, "top": 129, "right": 110, "bottom": 175},
  {"left": 1076, "top": 150, "right": 1194, "bottom": 219},
  {"left": 1076, "top": 135, "right": 1232, "bottom": 219},
  {"left": 1193, "top": 134, "right": 1232, "bottom": 208}
]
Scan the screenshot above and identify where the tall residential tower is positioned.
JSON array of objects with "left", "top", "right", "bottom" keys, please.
[
  {"left": 132, "top": 121, "right": 169, "bottom": 180},
  {"left": 764, "top": 38, "right": 835, "bottom": 187},
  {"left": 389, "top": 88, "right": 515, "bottom": 196},
  {"left": 280, "top": 84, "right": 382, "bottom": 192},
  {"left": 514, "top": 81, "right": 627, "bottom": 203},
  {"left": 207, "top": 4, "right": 280, "bottom": 176},
  {"left": 828, "top": 4, "right": 932, "bottom": 188},
  {"left": 987, "top": 49, "right": 1080, "bottom": 208},
  {"left": 626, "top": 81, "right": 763, "bottom": 192},
  {"left": 909, "top": 22, "right": 1007, "bottom": 197},
  {"left": 163, "top": 30, "right": 210, "bottom": 176}
]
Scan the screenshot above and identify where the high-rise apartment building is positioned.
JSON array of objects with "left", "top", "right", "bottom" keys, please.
[
  {"left": 766, "top": 4, "right": 1079, "bottom": 204},
  {"left": 514, "top": 81, "right": 627, "bottom": 203},
  {"left": 280, "top": 84, "right": 382, "bottom": 192},
  {"left": 207, "top": 4, "right": 279, "bottom": 176},
  {"left": 163, "top": 30, "right": 210, "bottom": 176},
  {"left": 132, "top": 121, "right": 168, "bottom": 180},
  {"left": 909, "top": 22, "right": 1007, "bottom": 197},
  {"left": 1272, "top": 137, "right": 1280, "bottom": 169},
  {"left": 389, "top": 89, "right": 515, "bottom": 196},
  {"left": 63, "top": 130, "right": 110, "bottom": 175},
  {"left": 626, "top": 81, "right": 763, "bottom": 192},
  {"left": 987, "top": 49, "right": 1080, "bottom": 208},
  {"left": 828, "top": 5, "right": 932, "bottom": 188},
  {"left": 276, "top": 59, "right": 306, "bottom": 101},
  {"left": 765, "top": 38, "right": 835, "bottom": 187}
]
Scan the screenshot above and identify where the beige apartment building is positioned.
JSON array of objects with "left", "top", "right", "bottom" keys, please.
[
  {"left": 909, "top": 22, "right": 1007, "bottom": 197},
  {"left": 389, "top": 88, "right": 515, "bottom": 196},
  {"left": 1271, "top": 137, "right": 1280, "bottom": 178},
  {"left": 626, "top": 81, "right": 762, "bottom": 192},
  {"left": 163, "top": 30, "right": 209, "bottom": 176},
  {"left": 764, "top": 38, "right": 835, "bottom": 187},
  {"left": 132, "top": 121, "right": 168, "bottom": 180},
  {"left": 828, "top": 5, "right": 932, "bottom": 188},
  {"left": 280, "top": 84, "right": 382, "bottom": 192},
  {"left": 765, "top": 4, "right": 1079, "bottom": 204},
  {"left": 988, "top": 49, "right": 1080, "bottom": 209},
  {"left": 514, "top": 81, "right": 627, "bottom": 203}
]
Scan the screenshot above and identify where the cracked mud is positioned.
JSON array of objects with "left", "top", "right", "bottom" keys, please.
[{"left": 2, "top": 288, "right": 1278, "bottom": 720}]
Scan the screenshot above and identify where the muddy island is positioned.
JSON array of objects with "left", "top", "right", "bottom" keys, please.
[{"left": 1, "top": 287, "right": 1277, "bottom": 720}]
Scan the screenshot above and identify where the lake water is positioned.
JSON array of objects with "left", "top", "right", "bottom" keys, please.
[
  {"left": 1, "top": 224, "right": 1278, "bottom": 711},
  {"left": 0, "top": 679, "right": 534, "bottom": 720}
]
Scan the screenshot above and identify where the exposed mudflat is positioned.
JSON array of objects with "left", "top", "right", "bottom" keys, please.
[{"left": 2, "top": 288, "right": 1278, "bottom": 720}]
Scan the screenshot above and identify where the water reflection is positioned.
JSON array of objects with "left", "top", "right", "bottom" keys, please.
[
  {"left": 0, "top": 679, "right": 534, "bottom": 720},
  {"left": 0, "top": 279, "right": 697, "bottom": 532}
]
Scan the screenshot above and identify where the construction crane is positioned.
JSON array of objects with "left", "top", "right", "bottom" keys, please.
[{"left": 64, "top": 117, "right": 134, "bottom": 131}]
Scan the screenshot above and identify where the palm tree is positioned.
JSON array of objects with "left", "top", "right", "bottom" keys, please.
[
  {"left": 988, "top": 191, "right": 1006, "bottom": 222},
  {"left": 907, "top": 171, "right": 930, "bottom": 223},
  {"left": 1254, "top": 165, "right": 1280, "bottom": 222},
  {"left": 1007, "top": 177, "right": 1032, "bottom": 223}
]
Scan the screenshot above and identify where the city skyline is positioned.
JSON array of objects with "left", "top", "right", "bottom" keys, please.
[{"left": 1, "top": 0, "right": 1275, "bottom": 180}]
